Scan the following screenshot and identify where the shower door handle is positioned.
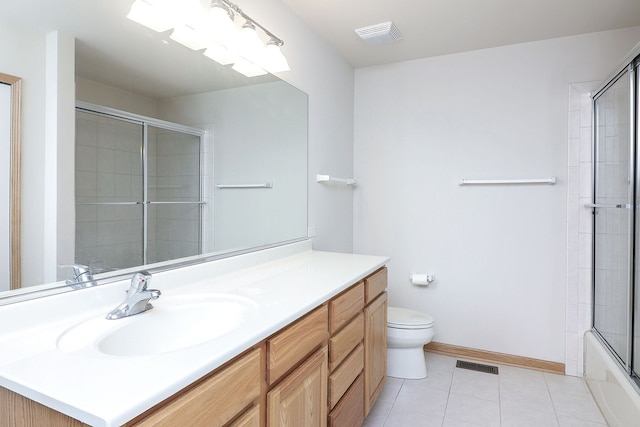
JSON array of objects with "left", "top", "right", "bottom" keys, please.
[{"left": 584, "top": 203, "right": 632, "bottom": 209}]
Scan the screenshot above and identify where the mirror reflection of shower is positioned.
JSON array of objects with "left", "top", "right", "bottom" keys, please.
[{"left": 74, "top": 104, "right": 210, "bottom": 273}]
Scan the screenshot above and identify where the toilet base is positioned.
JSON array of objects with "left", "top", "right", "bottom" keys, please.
[{"left": 387, "top": 347, "right": 427, "bottom": 379}]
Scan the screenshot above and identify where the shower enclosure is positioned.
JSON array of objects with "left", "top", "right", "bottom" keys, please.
[
  {"left": 591, "top": 51, "right": 640, "bottom": 384},
  {"left": 74, "top": 104, "right": 206, "bottom": 272}
]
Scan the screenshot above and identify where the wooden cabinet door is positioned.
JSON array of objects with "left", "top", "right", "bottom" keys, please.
[
  {"left": 267, "top": 346, "right": 328, "bottom": 427},
  {"left": 364, "top": 292, "right": 387, "bottom": 416}
]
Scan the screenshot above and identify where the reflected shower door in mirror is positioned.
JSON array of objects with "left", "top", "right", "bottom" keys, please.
[{"left": 75, "top": 106, "right": 207, "bottom": 273}]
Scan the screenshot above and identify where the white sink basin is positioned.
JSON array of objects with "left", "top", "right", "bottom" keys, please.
[{"left": 57, "top": 294, "right": 258, "bottom": 357}]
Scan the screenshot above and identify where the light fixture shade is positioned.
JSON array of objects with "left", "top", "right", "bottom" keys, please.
[
  {"left": 235, "top": 22, "right": 265, "bottom": 65},
  {"left": 127, "top": 0, "right": 175, "bottom": 32},
  {"left": 232, "top": 58, "right": 267, "bottom": 77},
  {"left": 208, "top": 3, "right": 238, "bottom": 47},
  {"left": 262, "top": 42, "right": 290, "bottom": 73},
  {"left": 170, "top": 24, "right": 209, "bottom": 50},
  {"left": 127, "top": 0, "right": 290, "bottom": 77},
  {"left": 204, "top": 44, "right": 237, "bottom": 65}
]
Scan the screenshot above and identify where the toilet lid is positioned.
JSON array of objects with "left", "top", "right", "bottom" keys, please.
[{"left": 387, "top": 306, "right": 434, "bottom": 329}]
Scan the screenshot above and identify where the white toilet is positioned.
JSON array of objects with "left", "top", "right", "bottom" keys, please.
[{"left": 386, "top": 306, "right": 435, "bottom": 379}]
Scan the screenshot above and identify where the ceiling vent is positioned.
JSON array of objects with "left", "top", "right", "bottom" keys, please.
[{"left": 354, "top": 21, "right": 403, "bottom": 46}]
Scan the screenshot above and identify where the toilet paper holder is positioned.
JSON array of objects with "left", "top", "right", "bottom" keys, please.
[{"left": 410, "top": 273, "right": 435, "bottom": 285}]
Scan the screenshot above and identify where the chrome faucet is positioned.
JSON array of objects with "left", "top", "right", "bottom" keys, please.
[
  {"left": 106, "top": 271, "right": 161, "bottom": 320},
  {"left": 62, "top": 264, "right": 98, "bottom": 289}
]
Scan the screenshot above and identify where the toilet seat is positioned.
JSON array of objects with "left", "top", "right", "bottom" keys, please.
[{"left": 387, "top": 306, "right": 434, "bottom": 329}]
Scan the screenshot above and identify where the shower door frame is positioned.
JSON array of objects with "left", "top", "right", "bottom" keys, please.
[
  {"left": 591, "top": 54, "right": 640, "bottom": 383},
  {"left": 75, "top": 102, "right": 206, "bottom": 268}
]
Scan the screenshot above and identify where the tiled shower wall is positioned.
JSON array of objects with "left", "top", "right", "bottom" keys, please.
[
  {"left": 566, "top": 82, "right": 597, "bottom": 376},
  {"left": 75, "top": 112, "right": 144, "bottom": 270},
  {"left": 147, "top": 127, "right": 202, "bottom": 264}
]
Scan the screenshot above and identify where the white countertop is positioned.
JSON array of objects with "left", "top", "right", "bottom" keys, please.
[{"left": 0, "top": 241, "right": 388, "bottom": 426}]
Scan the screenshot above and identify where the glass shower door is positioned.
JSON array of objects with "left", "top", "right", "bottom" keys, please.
[
  {"left": 633, "top": 60, "right": 640, "bottom": 379},
  {"left": 145, "top": 125, "right": 203, "bottom": 264},
  {"left": 75, "top": 110, "right": 145, "bottom": 271},
  {"left": 592, "top": 68, "right": 633, "bottom": 367}
]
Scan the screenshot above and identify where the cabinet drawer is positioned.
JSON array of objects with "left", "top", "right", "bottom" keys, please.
[
  {"left": 329, "top": 373, "right": 364, "bottom": 427},
  {"left": 329, "top": 343, "right": 364, "bottom": 409},
  {"left": 267, "top": 305, "right": 328, "bottom": 384},
  {"left": 229, "top": 405, "right": 260, "bottom": 427},
  {"left": 329, "top": 313, "right": 364, "bottom": 371},
  {"left": 365, "top": 268, "right": 387, "bottom": 304},
  {"left": 132, "top": 348, "right": 261, "bottom": 426},
  {"left": 329, "top": 282, "right": 364, "bottom": 334}
]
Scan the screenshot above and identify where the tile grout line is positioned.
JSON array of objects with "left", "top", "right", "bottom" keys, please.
[
  {"left": 383, "top": 378, "right": 404, "bottom": 427},
  {"left": 542, "top": 373, "right": 560, "bottom": 425},
  {"left": 440, "top": 364, "right": 454, "bottom": 427}
]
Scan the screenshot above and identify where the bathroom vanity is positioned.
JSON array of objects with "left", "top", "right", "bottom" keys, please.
[{"left": 0, "top": 241, "right": 388, "bottom": 426}]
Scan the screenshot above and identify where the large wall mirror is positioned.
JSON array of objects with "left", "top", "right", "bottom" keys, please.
[
  {"left": 0, "top": 73, "right": 21, "bottom": 292},
  {"left": 0, "top": 0, "right": 308, "bottom": 302}
]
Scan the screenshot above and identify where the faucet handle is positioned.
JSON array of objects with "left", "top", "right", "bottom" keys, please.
[
  {"left": 60, "top": 263, "right": 98, "bottom": 289},
  {"left": 60, "top": 263, "right": 92, "bottom": 278},
  {"left": 129, "top": 271, "right": 152, "bottom": 292}
]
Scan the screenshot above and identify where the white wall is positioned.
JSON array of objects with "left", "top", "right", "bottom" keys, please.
[
  {"left": 0, "top": 18, "right": 47, "bottom": 287},
  {"left": 76, "top": 77, "right": 159, "bottom": 118},
  {"left": 353, "top": 27, "right": 640, "bottom": 363},
  {"left": 44, "top": 31, "right": 76, "bottom": 283}
]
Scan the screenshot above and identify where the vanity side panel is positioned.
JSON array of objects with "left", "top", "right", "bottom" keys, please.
[{"left": 0, "top": 386, "right": 89, "bottom": 427}]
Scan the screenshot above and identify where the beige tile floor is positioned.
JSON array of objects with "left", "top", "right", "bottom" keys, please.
[{"left": 364, "top": 352, "right": 608, "bottom": 427}]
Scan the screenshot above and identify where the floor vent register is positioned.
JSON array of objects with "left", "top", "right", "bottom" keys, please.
[{"left": 455, "top": 360, "right": 499, "bottom": 375}]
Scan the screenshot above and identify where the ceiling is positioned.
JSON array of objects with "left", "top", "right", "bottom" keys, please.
[
  {"left": 2, "top": 0, "right": 639, "bottom": 97},
  {"left": 281, "top": 0, "right": 640, "bottom": 68}
]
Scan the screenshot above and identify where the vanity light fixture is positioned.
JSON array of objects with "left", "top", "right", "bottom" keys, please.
[
  {"left": 208, "top": 1, "right": 238, "bottom": 46},
  {"left": 262, "top": 39, "right": 290, "bottom": 73},
  {"left": 232, "top": 57, "right": 268, "bottom": 77},
  {"left": 127, "top": 0, "right": 290, "bottom": 77},
  {"left": 203, "top": 44, "right": 236, "bottom": 65},
  {"left": 126, "top": 0, "right": 175, "bottom": 32},
  {"left": 236, "top": 21, "right": 265, "bottom": 60},
  {"left": 169, "top": 23, "right": 209, "bottom": 51}
]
